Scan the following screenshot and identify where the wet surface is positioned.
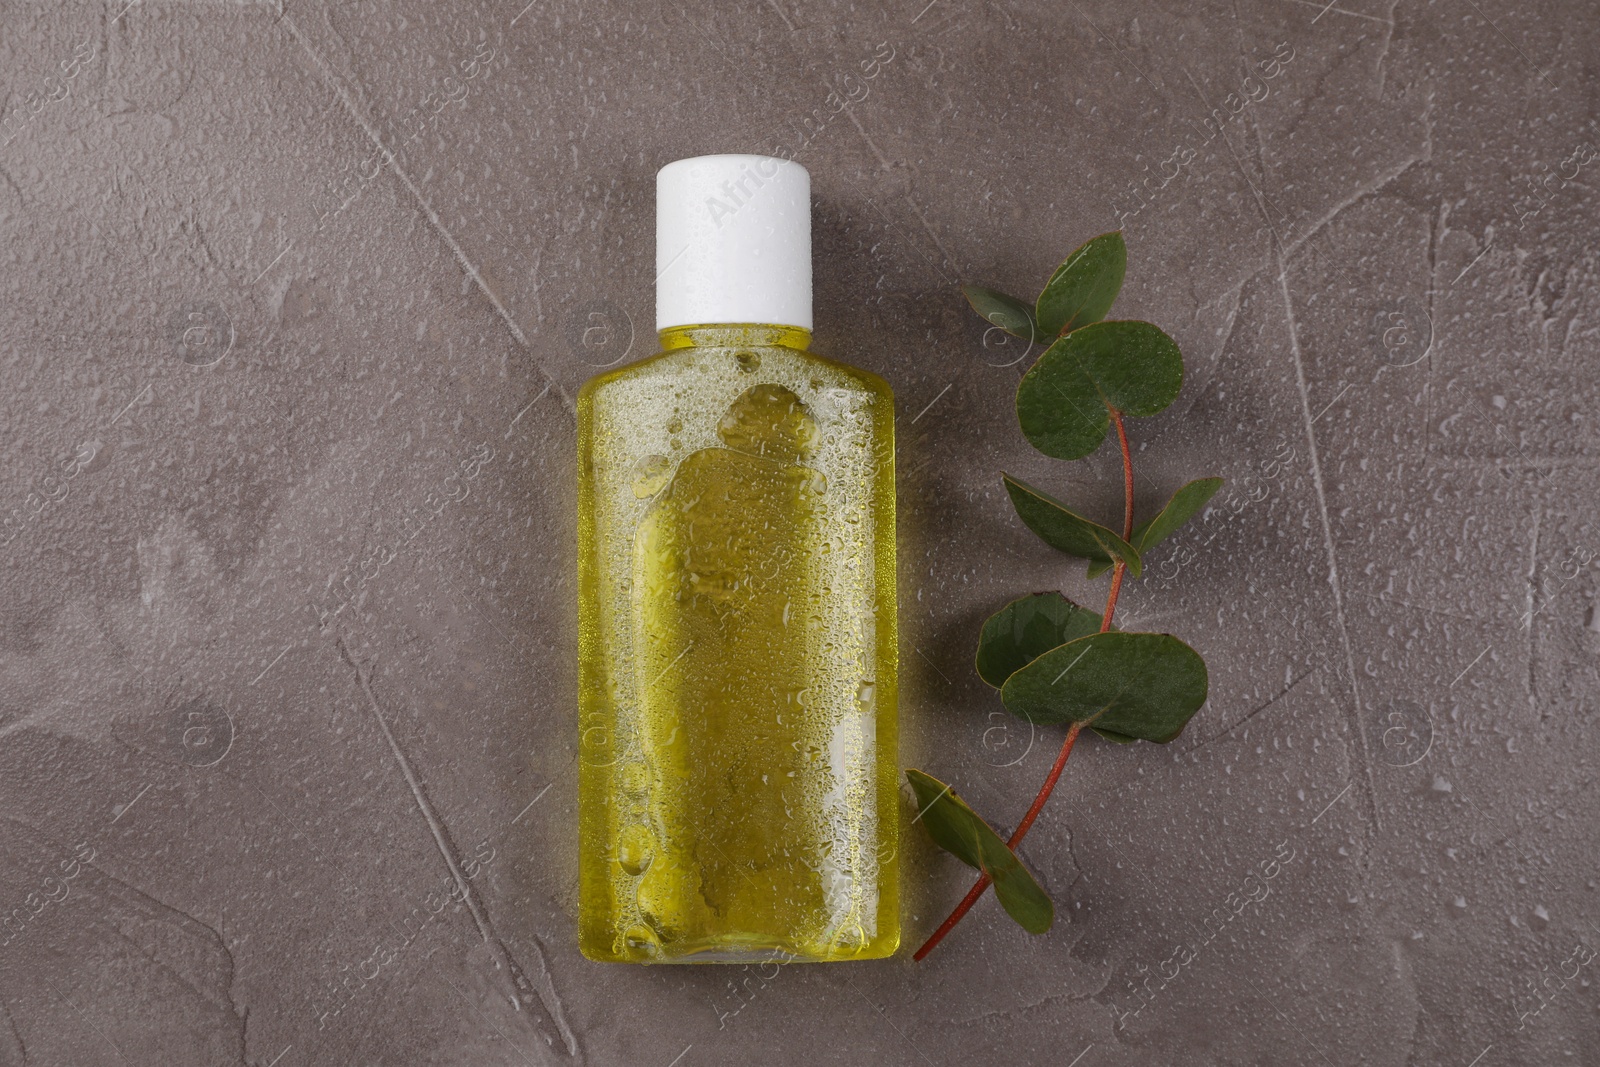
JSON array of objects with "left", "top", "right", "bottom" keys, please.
[{"left": 0, "top": 0, "right": 1596, "bottom": 1063}]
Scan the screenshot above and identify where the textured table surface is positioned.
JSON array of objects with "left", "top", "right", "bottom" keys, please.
[{"left": 2, "top": 1, "right": 1597, "bottom": 1064}]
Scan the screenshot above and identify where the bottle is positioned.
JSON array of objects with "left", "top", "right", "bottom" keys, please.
[{"left": 577, "top": 155, "right": 899, "bottom": 963}]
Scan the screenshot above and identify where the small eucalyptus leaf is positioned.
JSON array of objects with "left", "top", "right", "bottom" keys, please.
[
  {"left": 1132, "top": 478, "right": 1224, "bottom": 553},
  {"left": 999, "top": 631, "right": 1208, "bottom": 740},
  {"left": 1015, "top": 320, "right": 1184, "bottom": 460},
  {"left": 976, "top": 592, "right": 1106, "bottom": 688},
  {"left": 1085, "top": 559, "right": 1113, "bottom": 579},
  {"left": 987, "top": 849, "right": 1055, "bottom": 935},
  {"left": 1004, "top": 475, "right": 1142, "bottom": 575},
  {"left": 1036, "top": 231, "right": 1127, "bottom": 337},
  {"left": 907, "top": 769, "right": 1054, "bottom": 935},
  {"left": 964, "top": 286, "right": 1048, "bottom": 344}
]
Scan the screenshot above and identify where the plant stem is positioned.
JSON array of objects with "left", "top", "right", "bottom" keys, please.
[
  {"left": 914, "top": 408, "right": 1136, "bottom": 961},
  {"left": 911, "top": 720, "right": 1084, "bottom": 961},
  {"left": 1101, "top": 409, "right": 1135, "bottom": 631}
]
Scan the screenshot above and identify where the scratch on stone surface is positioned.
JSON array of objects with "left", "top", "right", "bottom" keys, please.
[
  {"left": 106, "top": 907, "right": 249, "bottom": 1063},
  {"left": 862, "top": 195, "right": 957, "bottom": 287},
  {"left": 337, "top": 641, "right": 579, "bottom": 1059},
  {"left": 1280, "top": 0, "right": 1394, "bottom": 23},
  {"left": 1281, "top": 151, "right": 1426, "bottom": 268},
  {"left": 1272, "top": 252, "right": 1382, "bottom": 835},
  {"left": 80, "top": 861, "right": 249, "bottom": 1065},
  {"left": 762, "top": 0, "right": 796, "bottom": 31},
  {"left": 1526, "top": 505, "right": 1540, "bottom": 705},
  {"left": 43, "top": 978, "right": 129, "bottom": 1064},
  {"left": 1180, "top": 280, "right": 1246, "bottom": 414},
  {"left": 0, "top": 161, "right": 31, "bottom": 212},
  {"left": 1185, "top": 667, "right": 1319, "bottom": 752},
  {"left": 1208, "top": 280, "right": 1245, "bottom": 355},
  {"left": 841, "top": 974, "right": 937, "bottom": 1066},
  {"left": 842, "top": 101, "right": 893, "bottom": 173},
  {"left": 1370, "top": 0, "right": 1403, "bottom": 97},
  {"left": 901, "top": 194, "right": 961, "bottom": 284},
  {"left": 1066, "top": 0, "right": 1169, "bottom": 102},
  {"left": 1210, "top": 122, "right": 1382, "bottom": 836},
  {"left": 278, "top": 14, "right": 573, "bottom": 414},
  {"left": 1353, "top": 590, "right": 1483, "bottom": 625},
  {"left": 949, "top": 982, "right": 1095, "bottom": 1028},
  {"left": 0, "top": 998, "right": 25, "bottom": 1066},
  {"left": 1424, "top": 195, "right": 1447, "bottom": 459}
]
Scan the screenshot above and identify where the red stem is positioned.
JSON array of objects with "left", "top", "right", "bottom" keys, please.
[
  {"left": 914, "top": 409, "right": 1135, "bottom": 961},
  {"left": 912, "top": 721, "right": 1085, "bottom": 961},
  {"left": 1100, "top": 409, "right": 1135, "bottom": 632}
]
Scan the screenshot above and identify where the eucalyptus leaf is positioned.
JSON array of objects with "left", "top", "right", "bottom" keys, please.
[
  {"left": 1036, "top": 231, "right": 1127, "bottom": 338},
  {"left": 907, "top": 769, "right": 1054, "bottom": 934},
  {"left": 999, "top": 631, "right": 1208, "bottom": 741},
  {"left": 1015, "top": 320, "right": 1184, "bottom": 460},
  {"left": 964, "top": 285, "right": 1048, "bottom": 344},
  {"left": 1087, "top": 476, "right": 1223, "bottom": 578},
  {"left": 975, "top": 592, "right": 1106, "bottom": 688},
  {"left": 1090, "top": 727, "right": 1141, "bottom": 743},
  {"left": 1132, "top": 477, "right": 1223, "bottom": 552},
  {"left": 1004, "top": 475, "right": 1142, "bottom": 576}
]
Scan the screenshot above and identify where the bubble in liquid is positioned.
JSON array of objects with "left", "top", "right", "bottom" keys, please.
[
  {"left": 618, "top": 823, "right": 655, "bottom": 876},
  {"left": 717, "top": 383, "right": 818, "bottom": 461},
  {"left": 666, "top": 416, "right": 683, "bottom": 434},
  {"left": 631, "top": 454, "right": 673, "bottom": 498},
  {"left": 620, "top": 761, "right": 650, "bottom": 794},
  {"left": 622, "top": 923, "right": 661, "bottom": 951}
]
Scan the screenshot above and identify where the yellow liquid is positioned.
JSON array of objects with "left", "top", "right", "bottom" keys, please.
[{"left": 577, "top": 324, "right": 899, "bottom": 963}]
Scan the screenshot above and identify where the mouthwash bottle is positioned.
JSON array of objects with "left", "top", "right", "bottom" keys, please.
[{"left": 577, "top": 155, "right": 899, "bottom": 963}]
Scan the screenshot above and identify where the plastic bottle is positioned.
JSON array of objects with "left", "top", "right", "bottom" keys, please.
[{"left": 577, "top": 154, "right": 899, "bottom": 962}]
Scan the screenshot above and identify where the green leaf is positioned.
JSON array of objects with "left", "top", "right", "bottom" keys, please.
[
  {"left": 963, "top": 285, "right": 1048, "bottom": 344},
  {"left": 1131, "top": 478, "right": 1224, "bottom": 553},
  {"left": 1086, "top": 559, "right": 1113, "bottom": 579},
  {"left": 1090, "top": 727, "right": 1141, "bottom": 744},
  {"left": 1015, "top": 320, "right": 1184, "bottom": 461},
  {"left": 975, "top": 592, "right": 1105, "bottom": 688},
  {"left": 1035, "top": 231, "right": 1127, "bottom": 338},
  {"left": 999, "top": 631, "right": 1208, "bottom": 741},
  {"left": 1004, "top": 474, "right": 1142, "bottom": 576},
  {"left": 907, "top": 769, "right": 1055, "bottom": 935}
]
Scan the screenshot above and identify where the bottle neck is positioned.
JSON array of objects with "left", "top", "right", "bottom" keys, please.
[{"left": 658, "top": 324, "right": 812, "bottom": 351}]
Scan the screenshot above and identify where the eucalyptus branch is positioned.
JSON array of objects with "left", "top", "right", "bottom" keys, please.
[{"left": 906, "top": 233, "right": 1222, "bottom": 960}]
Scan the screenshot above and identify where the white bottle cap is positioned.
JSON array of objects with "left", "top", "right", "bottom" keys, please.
[{"left": 656, "top": 154, "right": 812, "bottom": 332}]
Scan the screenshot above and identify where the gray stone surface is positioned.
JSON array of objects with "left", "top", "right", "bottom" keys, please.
[{"left": 0, "top": 0, "right": 1596, "bottom": 1063}]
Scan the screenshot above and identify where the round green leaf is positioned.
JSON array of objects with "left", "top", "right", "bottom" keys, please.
[
  {"left": 964, "top": 285, "right": 1048, "bottom": 344},
  {"left": 907, "top": 769, "right": 1054, "bottom": 935},
  {"left": 1035, "top": 231, "right": 1127, "bottom": 337},
  {"left": 999, "top": 631, "right": 1208, "bottom": 741},
  {"left": 975, "top": 592, "right": 1106, "bottom": 688},
  {"left": 1004, "top": 474, "right": 1143, "bottom": 576},
  {"left": 1015, "top": 320, "right": 1184, "bottom": 460}
]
